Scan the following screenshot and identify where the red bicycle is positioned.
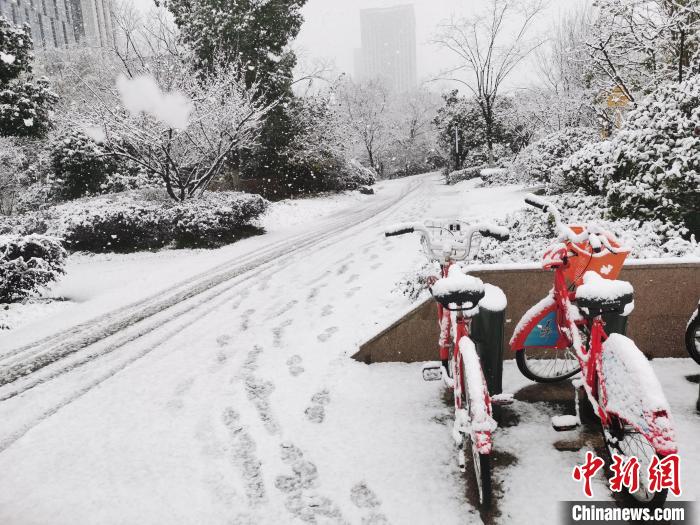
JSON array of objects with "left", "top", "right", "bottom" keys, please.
[
  {"left": 386, "top": 219, "right": 509, "bottom": 507},
  {"left": 512, "top": 195, "right": 677, "bottom": 506}
]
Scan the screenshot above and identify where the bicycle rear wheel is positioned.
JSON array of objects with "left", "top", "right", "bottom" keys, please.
[
  {"left": 685, "top": 306, "right": 700, "bottom": 365},
  {"left": 459, "top": 346, "right": 492, "bottom": 507},
  {"left": 515, "top": 345, "right": 581, "bottom": 383},
  {"left": 602, "top": 416, "right": 668, "bottom": 508}
]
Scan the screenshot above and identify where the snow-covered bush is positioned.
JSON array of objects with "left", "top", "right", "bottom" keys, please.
[
  {"left": 170, "top": 191, "right": 268, "bottom": 248},
  {"left": 58, "top": 196, "right": 170, "bottom": 252},
  {"left": 0, "top": 18, "right": 57, "bottom": 138},
  {"left": 445, "top": 166, "right": 482, "bottom": 185},
  {"left": 341, "top": 160, "right": 376, "bottom": 190},
  {"left": 5, "top": 190, "right": 270, "bottom": 253},
  {"left": 556, "top": 139, "right": 615, "bottom": 195},
  {"left": 604, "top": 76, "right": 700, "bottom": 231},
  {"left": 510, "top": 127, "right": 598, "bottom": 184},
  {"left": 555, "top": 75, "right": 700, "bottom": 232},
  {"left": 0, "top": 234, "right": 66, "bottom": 302},
  {"left": 477, "top": 192, "right": 698, "bottom": 265},
  {"left": 50, "top": 129, "right": 118, "bottom": 200}
]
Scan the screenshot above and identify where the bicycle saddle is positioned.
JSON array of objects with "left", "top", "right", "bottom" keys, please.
[
  {"left": 574, "top": 271, "right": 634, "bottom": 317},
  {"left": 430, "top": 266, "right": 485, "bottom": 311}
]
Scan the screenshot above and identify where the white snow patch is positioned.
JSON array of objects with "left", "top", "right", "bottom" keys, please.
[{"left": 116, "top": 74, "right": 192, "bottom": 129}]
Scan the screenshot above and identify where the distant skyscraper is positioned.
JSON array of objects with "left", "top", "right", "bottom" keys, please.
[
  {"left": 0, "top": 0, "right": 114, "bottom": 48},
  {"left": 355, "top": 4, "right": 417, "bottom": 92}
]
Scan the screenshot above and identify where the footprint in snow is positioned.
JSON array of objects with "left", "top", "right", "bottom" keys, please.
[
  {"left": 222, "top": 408, "right": 266, "bottom": 506},
  {"left": 240, "top": 309, "right": 256, "bottom": 331},
  {"left": 305, "top": 389, "right": 330, "bottom": 423},
  {"left": 306, "top": 283, "right": 327, "bottom": 302},
  {"left": 346, "top": 273, "right": 359, "bottom": 284},
  {"left": 287, "top": 355, "right": 304, "bottom": 377},
  {"left": 317, "top": 326, "right": 338, "bottom": 342},
  {"left": 351, "top": 482, "right": 389, "bottom": 524},
  {"left": 217, "top": 334, "right": 232, "bottom": 347},
  {"left": 345, "top": 286, "right": 361, "bottom": 298},
  {"left": 275, "top": 442, "right": 345, "bottom": 523},
  {"left": 369, "top": 253, "right": 379, "bottom": 260},
  {"left": 166, "top": 376, "right": 194, "bottom": 411},
  {"left": 370, "top": 263, "right": 382, "bottom": 270},
  {"left": 273, "top": 319, "right": 294, "bottom": 348},
  {"left": 337, "top": 262, "right": 351, "bottom": 275},
  {"left": 320, "top": 305, "right": 333, "bottom": 317}
]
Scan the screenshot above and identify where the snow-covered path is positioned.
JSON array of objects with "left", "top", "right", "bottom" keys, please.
[
  {"left": 0, "top": 174, "right": 531, "bottom": 524},
  {"left": 1, "top": 174, "right": 697, "bottom": 525}
]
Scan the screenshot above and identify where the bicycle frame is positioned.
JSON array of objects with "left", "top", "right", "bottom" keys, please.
[{"left": 436, "top": 261, "right": 493, "bottom": 455}]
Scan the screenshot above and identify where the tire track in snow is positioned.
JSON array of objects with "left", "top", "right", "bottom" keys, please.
[
  {"left": 0, "top": 179, "right": 422, "bottom": 373},
  {"left": 0, "top": 179, "right": 424, "bottom": 396},
  {"left": 0, "top": 176, "right": 427, "bottom": 453}
]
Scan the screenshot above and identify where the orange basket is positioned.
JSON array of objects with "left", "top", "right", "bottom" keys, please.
[{"left": 562, "top": 225, "right": 630, "bottom": 287}]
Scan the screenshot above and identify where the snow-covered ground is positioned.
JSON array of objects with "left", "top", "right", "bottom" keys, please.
[{"left": 1, "top": 173, "right": 698, "bottom": 524}]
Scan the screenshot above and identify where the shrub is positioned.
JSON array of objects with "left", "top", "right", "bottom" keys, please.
[
  {"left": 445, "top": 166, "right": 483, "bottom": 185},
  {"left": 511, "top": 127, "right": 599, "bottom": 184},
  {"left": 12, "top": 190, "right": 271, "bottom": 253},
  {"left": 57, "top": 196, "right": 169, "bottom": 252},
  {"left": 556, "top": 140, "right": 615, "bottom": 195},
  {"left": 50, "top": 129, "right": 117, "bottom": 200},
  {"left": 170, "top": 192, "right": 268, "bottom": 248},
  {"left": 0, "top": 234, "right": 66, "bottom": 302}
]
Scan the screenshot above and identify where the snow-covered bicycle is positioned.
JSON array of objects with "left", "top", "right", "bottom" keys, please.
[
  {"left": 385, "top": 219, "right": 509, "bottom": 507},
  {"left": 513, "top": 195, "right": 678, "bottom": 506}
]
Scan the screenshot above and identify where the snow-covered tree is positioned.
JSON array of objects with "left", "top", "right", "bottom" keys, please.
[
  {"left": 584, "top": 0, "right": 700, "bottom": 104},
  {"left": 512, "top": 127, "right": 599, "bottom": 184},
  {"left": 434, "top": 0, "right": 545, "bottom": 165},
  {"left": 0, "top": 17, "right": 57, "bottom": 138},
  {"left": 559, "top": 73, "right": 700, "bottom": 232},
  {"left": 336, "top": 78, "right": 395, "bottom": 174},
  {"left": 73, "top": 64, "right": 270, "bottom": 201}
]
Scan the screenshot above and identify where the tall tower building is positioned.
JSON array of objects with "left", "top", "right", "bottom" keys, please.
[
  {"left": 355, "top": 4, "right": 417, "bottom": 92},
  {"left": 0, "top": 0, "right": 114, "bottom": 48}
]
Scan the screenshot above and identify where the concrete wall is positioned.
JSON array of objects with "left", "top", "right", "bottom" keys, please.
[{"left": 353, "top": 261, "right": 700, "bottom": 363}]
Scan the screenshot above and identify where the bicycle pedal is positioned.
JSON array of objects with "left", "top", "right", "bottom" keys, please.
[
  {"left": 551, "top": 415, "right": 580, "bottom": 431},
  {"left": 458, "top": 449, "right": 466, "bottom": 471},
  {"left": 421, "top": 362, "right": 442, "bottom": 381},
  {"left": 491, "top": 393, "right": 514, "bottom": 406}
]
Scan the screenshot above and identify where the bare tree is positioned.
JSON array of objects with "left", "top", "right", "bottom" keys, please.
[
  {"left": 71, "top": 64, "right": 271, "bottom": 201},
  {"left": 584, "top": 0, "right": 700, "bottom": 105},
  {"left": 434, "top": 0, "right": 545, "bottom": 165},
  {"left": 336, "top": 78, "right": 394, "bottom": 173}
]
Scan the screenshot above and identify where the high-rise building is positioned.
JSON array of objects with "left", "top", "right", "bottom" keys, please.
[
  {"left": 0, "top": 0, "right": 114, "bottom": 48},
  {"left": 355, "top": 4, "right": 417, "bottom": 92}
]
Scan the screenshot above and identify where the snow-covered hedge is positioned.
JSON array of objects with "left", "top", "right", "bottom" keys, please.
[
  {"left": 1, "top": 191, "right": 270, "bottom": 253},
  {"left": 477, "top": 192, "right": 698, "bottom": 265},
  {"left": 556, "top": 75, "right": 700, "bottom": 232},
  {"left": 511, "top": 127, "right": 599, "bottom": 184},
  {"left": 0, "top": 234, "right": 66, "bottom": 303},
  {"left": 170, "top": 192, "right": 269, "bottom": 248},
  {"left": 341, "top": 160, "right": 377, "bottom": 190},
  {"left": 445, "top": 166, "right": 482, "bottom": 185}
]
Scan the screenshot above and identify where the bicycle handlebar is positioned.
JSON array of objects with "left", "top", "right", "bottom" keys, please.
[
  {"left": 384, "top": 220, "right": 508, "bottom": 262},
  {"left": 523, "top": 193, "right": 620, "bottom": 255}
]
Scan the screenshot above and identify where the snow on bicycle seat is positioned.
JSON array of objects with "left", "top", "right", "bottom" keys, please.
[
  {"left": 574, "top": 271, "right": 634, "bottom": 316},
  {"left": 430, "top": 266, "right": 485, "bottom": 310}
]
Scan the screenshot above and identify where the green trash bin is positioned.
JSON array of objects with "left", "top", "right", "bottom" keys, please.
[{"left": 471, "top": 292, "right": 507, "bottom": 396}]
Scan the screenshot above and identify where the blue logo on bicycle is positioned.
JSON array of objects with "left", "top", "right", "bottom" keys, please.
[{"left": 524, "top": 311, "right": 559, "bottom": 347}]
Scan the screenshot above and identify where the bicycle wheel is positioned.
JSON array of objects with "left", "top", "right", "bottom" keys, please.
[
  {"left": 459, "top": 350, "right": 492, "bottom": 507},
  {"left": 685, "top": 306, "right": 700, "bottom": 365},
  {"left": 602, "top": 416, "right": 668, "bottom": 508},
  {"left": 515, "top": 345, "right": 581, "bottom": 383}
]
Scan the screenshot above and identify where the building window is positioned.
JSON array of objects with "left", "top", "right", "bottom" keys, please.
[
  {"left": 50, "top": 18, "right": 57, "bottom": 46},
  {"left": 37, "top": 16, "right": 45, "bottom": 47}
]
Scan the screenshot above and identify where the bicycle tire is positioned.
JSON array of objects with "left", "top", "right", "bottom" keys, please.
[
  {"left": 685, "top": 306, "right": 700, "bottom": 365},
  {"left": 459, "top": 347, "right": 493, "bottom": 507},
  {"left": 601, "top": 415, "right": 668, "bottom": 508},
  {"left": 515, "top": 347, "right": 581, "bottom": 383}
]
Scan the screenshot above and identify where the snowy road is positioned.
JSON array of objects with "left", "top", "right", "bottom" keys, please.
[{"left": 1, "top": 174, "right": 697, "bottom": 525}]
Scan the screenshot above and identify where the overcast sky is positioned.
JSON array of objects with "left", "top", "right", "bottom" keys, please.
[
  {"left": 131, "top": 0, "right": 590, "bottom": 92},
  {"left": 294, "top": 0, "right": 590, "bottom": 90}
]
